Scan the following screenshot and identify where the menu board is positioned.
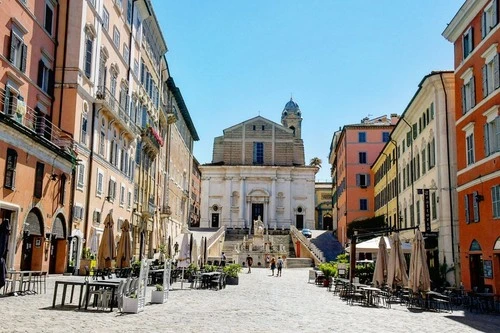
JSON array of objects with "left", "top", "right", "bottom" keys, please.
[{"left": 483, "top": 260, "right": 493, "bottom": 279}]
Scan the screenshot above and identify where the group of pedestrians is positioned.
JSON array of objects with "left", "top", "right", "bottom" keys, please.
[{"left": 245, "top": 254, "right": 284, "bottom": 276}]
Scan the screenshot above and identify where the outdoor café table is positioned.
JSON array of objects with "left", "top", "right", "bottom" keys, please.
[
  {"left": 201, "top": 272, "right": 220, "bottom": 289},
  {"left": 361, "top": 286, "right": 381, "bottom": 306},
  {"left": 52, "top": 280, "right": 86, "bottom": 309},
  {"left": 424, "top": 290, "right": 444, "bottom": 310},
  {"left": 84, "top": 281, "right": 120, "bottom": 311},
  {"left": 7, "top": 270, "right": 42, "bottom": 295},
  {"left": 475, "top": 293, "right": 495, "bottom": 312}
]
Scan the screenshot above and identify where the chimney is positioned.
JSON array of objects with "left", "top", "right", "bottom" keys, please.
[{"left": 390, "top": 113, "right": 399, "bottom": 125}]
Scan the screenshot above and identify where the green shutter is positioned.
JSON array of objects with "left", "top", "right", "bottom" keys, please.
[{"left": 20, "top": 44, "right": 27, "bottom": 73}]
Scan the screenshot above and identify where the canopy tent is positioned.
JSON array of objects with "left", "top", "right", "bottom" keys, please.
[{"left": 345, "top": 236, "right": 411, "bottom": 255}]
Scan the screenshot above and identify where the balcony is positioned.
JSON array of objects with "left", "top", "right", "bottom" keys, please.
[
  {"left": 141, "top": 198, "right": 156, "bottom": 218},
  {"left": 140, "top": 125, "right": 163, "bottom": 155},
  {"left": 0, "top": 88, "right": 74, "bottom": 159},
  {"left": 95, "top": 86, "right": 138, "bottom": 138},
  {"left": 160, "top": 205, "right": 172, "bottom": 217},
  {"left": 159, "top": 102, "right": 177, "bottom": 126}
]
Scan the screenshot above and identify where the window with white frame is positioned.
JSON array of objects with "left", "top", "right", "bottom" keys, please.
[
  {"left": 102, "top": 7, "right": 109, "bottom": 31},
  {"left": 81, "top": 111, "right": 88, "bottom": 145},
  {"left": 96, "top": 170, "right": 104, "bottom": 195},
  {"left": 73, "top": 204, "right": 84, "bottom": 220},
  {"left": 108, "top": 179, "right": 116, "bottom": 200},
  {"left": 492, "top": 185, "right": 500, "bottom": 218},
  {"left": 3, "top": 84, "right": 21, "bottom": 116},
  {"left": 113, "top": 26, "right": 120, "bottom": 48},
  {"left": 465, "top": 191, "right": 481, "bottom": 223},
  {"left": 484, "top": 108, "right": 500, "bottom": 156},
  {"left": 127, "top": 190, "right": 132, "bottom": 208},
  {"left": 481, "top": 44, "right": 499, "bottom": 98},
  {"left": 431, "top": 192, "right": 438, "bottom": 220},
  {"left": 93, "top": 209, "right": 101, "bottom": 224},
  {"left": 482, "top": 0, "right": 498, "bottom": 39},
  {"left": 9, "top": 27, "right": 28, "bottom": 72},
  {"left": 77, "top": 163, "right": 85, "bottom": 189},
  {"left": 123, "top": 44, "right": 129, "bottom": 63},
  {"left": 44, "top": 1, "right": 54, "bottom": 35},
  {"left": 126, "top": 0, "right": 133, "bottom": 25},
  {"left": 466, "top": 133, "right": 475, "bottom": 165},
  {"left": 461, "top": 69, "right": 476, "bottom": 114},
  {"left": 84, "top": 32, "right": 94, "bottom": 78},
  {"left": 37, "top": 58, "right": 52, "bottom": 94},
  {"left": 463, "top": 27, "right": 474, "bottom": 59},
  {"left": 4, "top": 148, "right": 17, "bottom": 189},
  {"left": 427, "top": 138, "right": 436, "bottom": 169}
]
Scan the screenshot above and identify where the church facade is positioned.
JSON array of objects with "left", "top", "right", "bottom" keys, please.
[{"left": 199, "top": 99, "right": 317, "bottom": 231}]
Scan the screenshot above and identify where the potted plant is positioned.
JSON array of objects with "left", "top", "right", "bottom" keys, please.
[
  {"left": 223, "top": 263, "right": 242, "bottom": 285},
  {"left": 123, "top": 292, "right": 140, "bottom": 313},
  {"left": 151, "top": 284, "right": 167, "bottom": 304},
  {"left": 318, "top": 262, "right": 336, "bottom": 287}
]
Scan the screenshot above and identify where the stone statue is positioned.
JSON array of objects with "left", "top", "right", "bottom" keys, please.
[{"left": 253, "top": 215, "right": 264, "bottom": 236}]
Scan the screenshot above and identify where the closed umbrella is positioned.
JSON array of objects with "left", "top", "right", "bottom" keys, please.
[
  {"left": 98, "top": 213, "right": 115, "bottom": 269},
  {"left": 387, "top": 232, "right": 409, "bottom": 289},
  {"left": 191, "top": 239, "right": 199, "bottom": 267},
  {"left": 177, "top": 233, "right": 191, "bottom": 289},
  {"left": 372, "top": 236, "right": 389, "bottom": 287},
  {"left": 408, "top": 229, "right": 431, "bottom": 293},
  {"left": 116, "top": 220, "right": 132, "bottom": 268},
  {"left": 89, "top": 227, "right": 99, "bottom": 255}
]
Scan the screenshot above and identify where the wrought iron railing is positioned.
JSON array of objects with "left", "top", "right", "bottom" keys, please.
[{"left": 96, "top": 86, "right": 137, "bottom": 135}]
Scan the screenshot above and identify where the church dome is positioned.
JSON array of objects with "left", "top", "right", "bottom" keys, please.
[{"left": 282, "top": 98, "right": 301, "bottom": 118}]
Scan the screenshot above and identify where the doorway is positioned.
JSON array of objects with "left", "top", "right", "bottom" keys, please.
[
  {"left": 323, "top": 215, "right": 333, "bottom": 230},
  {"left": 469, "top": 254, "right": 484, "bottom": 291},
  {"left": 211, "top": 213, "right": 219, "bottom": 228},
  {"left": 21, "top": 232, "right": 33, "bottom": 271},
  {"left": 251, "top": 203, "right": 264, "bottom": 232},
  {"left": 296, "top": 215, "right": 304, "bottom": 229}
]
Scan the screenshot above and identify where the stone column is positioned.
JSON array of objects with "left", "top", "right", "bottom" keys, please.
[
  {"left": 239, "top": 177, "right": 245, "bottom": 226},
  {"left": 271, "top": 176, "right": 276, "bottom": 227},
  {"left": 225, "top": 176, "right": 232, "bottom": 228},
  {"left": 201, "top": 177, "right": 210, "bottom": 227}
]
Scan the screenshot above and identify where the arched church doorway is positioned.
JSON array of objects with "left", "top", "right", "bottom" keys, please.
[
  {"left": 49, "top": 214, "right": 67, "bottom": 274},
  {"left": 22, "top": 209, "right": 44, "bottom": 271},
  {"left": 323, "top": 214, "right": 333, "bottom": 230}
]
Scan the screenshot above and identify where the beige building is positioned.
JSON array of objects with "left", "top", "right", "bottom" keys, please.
[{"left": 200, "top": 99, "right": 317, "bottom": 230}]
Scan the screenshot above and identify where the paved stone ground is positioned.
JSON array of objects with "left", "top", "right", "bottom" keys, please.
[{"left": 1, "top": 268, "right": 499, "bottom": 333}]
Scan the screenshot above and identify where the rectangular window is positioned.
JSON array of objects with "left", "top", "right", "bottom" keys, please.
[
  {"left": 102, "top": 7, "right": 109, "bottom": 31},
  {"left": 492, "top": 185, "right": 500, "bottom": 218},
  {"left": 126, "top": 0, "right": 133, "bottom": 25},
  {"left": 416, "top": 200, "right": 421, "bottom": 226},
  {"left": 356, "top": 174, "right": 370, "bottom": 188},
  {"left": 253, "top": 142, "right": 264, "bottom": 165},
  {"left": 358, "top": 132, "right": 366, "bottom": 143},
  {"left": 60, "top": 174, "right": 67, "bottom": 205},
  {"left": 465, "top": 192, "right": 481, "bottom": 223},
  {"left": 113, "top": 27, "right": 120, "bottom": 48},
  {"left": 484, "top": 116, "right": 500, "bottom": 156},
  {"left": 428, "top": 138, "right": 436, "bottom": 169},
  {"left": 37, "top": 60, "right": 51, "bottom": 93},
  {"left": 34, "top": 162, "right": 44, "bottom": 199},
  {"left": 115, "top": 0, "right": 123, "bottom": 9},
  {"left": 84, "top": 35, "right": 93, "bottom": 78},
  {"left": 410, "top": 203, "right": 415, "bottom": 227},
  {"left": 463, "top": 27, "right": 474, "bottom": 59},
  {"left": 108, "top": 179, "right": 116, "bottom": 200},
  {"left": 462, "top": 76, "right": 476, "bottom": 114},
  {"left": 127, "top": 191, "right": 132, "bottom": 208},
  {"left": 89, "top": 0, "right": 95, "bottom": 7},
  {"left": 4, "top": 148, "right": 17, "bottom": 189},
  {"left": 431, "top": 192, "right": 437, "bottom": 220},
  {"left": 44, "top": 1, "right": 54, "bottom": 35},
  {"left": 96, "top": 171, "right": 103, "bottom": 195},
  {"left": 9, "top": 31, "right": 28, "bottom": 72},
  {"left": 81, "top": 114, "right": 88, "bottom": 145},
  {"left": 482, "top": 1, "right": 498, "bottom": 39},
  {"left": 93, "top": 210, "right": 101, "bottom": 224},
  {"left": 421, "top": 147, "right": 426, "bottom": 175},
  {"left": 120, "top": 185, "right": 125, "bottom": 205},
  {"left": 482, "top": 54, "right": 499, "bottom": 98},
  {"left": 466, "top": 133, "right": 475, "bottom": 165},
  {"left": 77, "top": 164, "right": 85, "bottom": 189},
  {"left": 359, "top": 152, "right": 367, "bottom": 164},
  {"left": 359, "top": 199, "right": 368, "bottom": 211},
  {"left": 133, "top": 60, "right": 139, "bottom": 77},
  {"left": 73, "top": 205, "right": 84, "bottom": 220},
  {"left": 99, "top": 130, "right": 105, "bottom": 156},
  {"left": 382, "top": 132, "right": 390, "bottom": 142},
  {"left": 123, "top": 44, "right": 129, "bottom": 63}
]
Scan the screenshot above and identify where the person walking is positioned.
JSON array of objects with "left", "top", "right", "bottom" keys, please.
[
  {"left": 270, "top": 257, "right": 276, "bottom": 276},
  {"left": 277, "top": 256, "right": 284, "bottom": 277},
  {"left": 246, "top": 254, "right": 253, "bottom": 273},
  {"left": 265, "top": 254, "right": 270, "bottom": 268},
  {"left": 221, "top": 252, "right": 227, "bottom": 267}
]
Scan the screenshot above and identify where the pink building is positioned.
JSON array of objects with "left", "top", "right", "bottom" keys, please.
[
  {"left": 0, "top": 0, "right": 75, "bottom": 273},
  {"left": 329, "top": 115, "right": 398, "bottom": 246}
]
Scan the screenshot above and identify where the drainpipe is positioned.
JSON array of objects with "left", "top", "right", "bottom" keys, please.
[
  {"left": 57, "top": 0, "right": 70, "bottom": 128},
  {"left": 439, "top": 73, "right": 457, "bottom": 273}
]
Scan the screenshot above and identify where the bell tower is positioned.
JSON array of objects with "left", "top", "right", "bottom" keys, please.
[{"left": 281, "top": 97, "right": 302, "bottom": 139}]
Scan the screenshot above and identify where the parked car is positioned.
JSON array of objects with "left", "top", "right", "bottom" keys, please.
[{"left": 301, "top": 228, "right": 312, "bottom": 238}]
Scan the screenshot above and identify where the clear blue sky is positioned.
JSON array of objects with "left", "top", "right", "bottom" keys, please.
[{"left": 152, "top": 0, "right": 462, "bottom": 182}]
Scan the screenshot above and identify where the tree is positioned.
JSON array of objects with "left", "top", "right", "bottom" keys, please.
[
  {"left": 309, "top": 157, "right": 322, "bottom": 168},
  {"left": 346, "top": 215, "right": 387, "bottom": 239}
]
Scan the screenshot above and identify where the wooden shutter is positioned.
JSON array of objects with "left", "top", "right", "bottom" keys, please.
[
  {"left": 482, "top": 11, "right": 486, "bottom": 39},
  {"left": 494, "top": 54, "right": 500, "bottom": 89},
  {"left": 464, "top": 194, "right": 470, "bottom": 224},
  {"left": 37, "top": 60, "right": 44, "bottom": 87},
  {"left": 482, "top": 65, "right": 488, "bottom": 97},
  {"left": 494, "top": 0, "right": 499, "bottom": 26},
  {"left": 356, "top": 174, "right": 360, "bottom": 187},
  {"left": 20, "top": 44, "right": 27, "bottom": 73},
  {"left": 462, "top": 85, "right": 466, "bottom": 114},
  {"left": 3, "top": 88, "right": 11, "bottom": 114},
  {"left": 85, "top": 38, "right": 92, "bottom": 78},
  {"left": 9, "top": 31, "right": 15, "bottom": 63},
  {"left": 484, "top": 123, "right": 490, "bottom": 156},
  {"left": 473, "top": 191, "right": 480, "bottom": 222},
  {"left": 471, "top": 76, "right": 476, "bottom": 108}
]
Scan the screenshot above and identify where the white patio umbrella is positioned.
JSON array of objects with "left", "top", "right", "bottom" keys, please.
[
  {"left": 408, "top": 230, "right": 431, "bottom": 293},
  {"left": 372, "top": 236, "right": 389, "bottom": 287},
  {"left": 387, "top": 232, "right": 408, "bottom": 289},
  {"left": 191, "top": 239, "right": 199, "bottom": 268},
  {"left": 177, "top": 233, "right": 191, "bottom": 289},
  {"left": 89, "top": 227, "right": 99, "bottom": 255}
]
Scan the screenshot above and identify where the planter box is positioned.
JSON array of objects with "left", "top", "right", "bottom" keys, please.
[
  {"left": 151, "top": 290, "right": 167, "bottom": 304},
  {"left": 122, "top": 297, "right": 140, "bottom": 313},
  {"left": 226, "top": 276, "right": 239, "bottom": 285}
]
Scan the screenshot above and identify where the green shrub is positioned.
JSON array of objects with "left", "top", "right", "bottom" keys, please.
[{"left": 223, "top": 264, "right": 242, "bottom": 278}]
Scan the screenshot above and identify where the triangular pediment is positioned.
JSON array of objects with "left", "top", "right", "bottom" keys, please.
[{"left": 223, "top": 116, "right": 292, "bottom": 134}]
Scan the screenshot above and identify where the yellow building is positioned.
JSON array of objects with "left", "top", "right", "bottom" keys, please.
[{"left": 372, "top": 141, "right": 398, "bottom": 229}]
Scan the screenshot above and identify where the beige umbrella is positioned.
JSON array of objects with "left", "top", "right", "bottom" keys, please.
[
  {"left": 116, "top": 220, "right": 132, "bottom": 268},
  {"left": 387, "top": 232, "right": 409, "bottom": 289},
  {"left": 191, "top": 239, "right": 199, "bottom": 267},
  {"left": 408, "top": 229, "right": 431, "bottom": 293},
  {"left": 98, "top": 213, "right": 115, "bottom": 269},
  {"left": 372, "top": 236, "right": 389, "bottom": 287}
]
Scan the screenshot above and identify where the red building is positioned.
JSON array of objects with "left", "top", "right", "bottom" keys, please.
[
  {"left": 329, "top": 115, "right": 398, "bottom": 246},
  {"left": 443, "top": 0, "right": 500, "bottom": 293}
]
